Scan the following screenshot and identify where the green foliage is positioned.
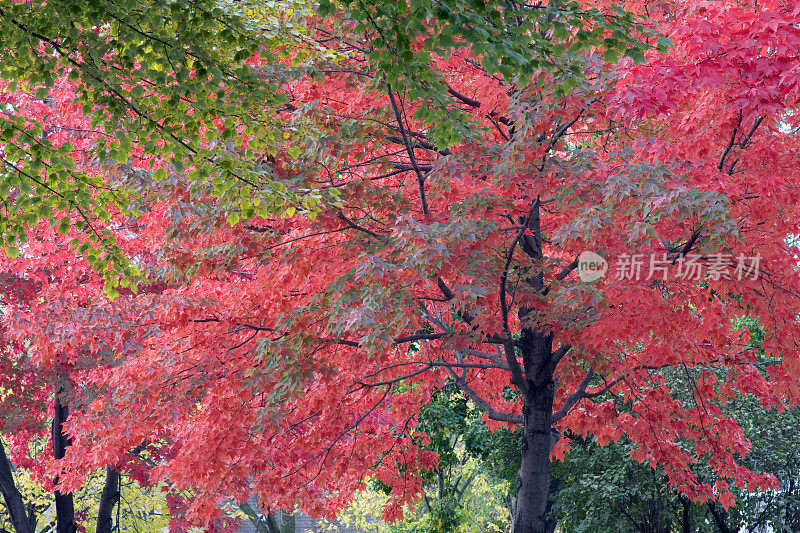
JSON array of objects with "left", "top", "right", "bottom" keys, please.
[
  {"left": 552, "top": 400, "right": 800, "bottom": 533},
  {"left": 404, "top": 384, "right": 515, "bottom": 531},
  {"left": 0, "top": 0, "right": 300, "bottom": 286},
  {"left": 552, "top": 438, "right": 698, "bottom": 532},
  {"left": 319, "top": 0, "right": 660, "bottom": 147}
]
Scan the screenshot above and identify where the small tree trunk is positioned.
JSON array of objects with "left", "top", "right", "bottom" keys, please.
[
  {"left": 679, "top": 494, "right": 692, "bottom": 533},
  {"left": 707, "top": 502, "right": 735, "bottom": 533},
  {"left": 95, "top": 468, "right": 120, "bottom": 533},
  {"left": 278, "top": 512, "right": 295, "bottom": 533},
  {"left": 52, "top": 395, "right": 76, "bottom": 533},
  {"left": 0, "top": 441, "right": 34, "bottom": 533},
  {"left": 265, "top": 511, "right": 295, "bottom": 533}
]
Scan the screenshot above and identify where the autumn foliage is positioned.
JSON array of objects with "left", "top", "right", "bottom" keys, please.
[{"left": 1, "top": 0, "right": 800, "bottom": 531}]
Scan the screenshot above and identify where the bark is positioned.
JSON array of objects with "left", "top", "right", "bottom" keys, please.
[
  {"left": 239, "top": 501, "right": 269, "bottom": 533},
  {"left": 265, "top": 514, "right": 280, "bottom": 533},
  {"left": 277, "top": 512, "right": 295, "bottom": 533},
  {"left": 52, "top": 395, "right": 76, "bottom": 533},
  {"left": 511, "top": 202, "right": 561, "bottom": 533},
  {"left": 707, "top": 501, "right": 736, "bottom": 533},
  {"left": 265, "top": 512, "right": 294, "bottom": 533},
  {"left": 0, "top": 441, "right": 34, "bottom": 533},
  {"left": 95, "top": 468, "right": 120, "bottom": 533},
  {"left": 512, "top": 371, "right": 555, "bottom": 533}
]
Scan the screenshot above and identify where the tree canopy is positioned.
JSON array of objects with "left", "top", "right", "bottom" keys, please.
[{"left": 1, "top": 0, "right": 800, "bottom": 532}]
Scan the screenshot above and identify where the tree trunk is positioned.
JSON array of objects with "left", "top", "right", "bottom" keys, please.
[
  {"left": 0, "top": 441, "right": 34, "bottom": 533},
  {"left": 707, "top": 502, "right": 735, "bottom": 533},
  {"left": 52, "top": 395, "right": 76, "bottom": 533},
  {"left": 95, "top": 468, "right": 120, "bottom": 533},
  {"left": 512, "top": 383, "right": 555, "bottom": 532},
  {"left": 680, "top": 494, "right": 692, "bottom": 533},
  {"left": 265, "top": 511, "right": 295, "bottom": 533},
  {"left": 512, "top": 202, "right": 559, "bottom": 533}
]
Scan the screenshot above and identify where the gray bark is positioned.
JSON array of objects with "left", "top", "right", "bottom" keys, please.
[
  {"left": 511, "top": 202, "right": 562, "bottom": 533},
  {"left": 511, "top": 350, "right": 556, "bottom": 533}
]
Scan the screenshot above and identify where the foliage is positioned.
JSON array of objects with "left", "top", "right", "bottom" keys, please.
[
  {"left": 0, "top": 0, "right": 304, "bottom": 284},
  {"left": 0, "top": 442, "right": 170, "bottom": 533},
  {"left": 552, "top": 403, "right": 800, "bottom": 532},
  {"left": 317, "top": 0, "right": 660, "bottom": 147},
  {"left": 314, "top": 385, "right": 513, "bottom": 532},
  {"left": 553, "top": 316, "right": 800, "bottom": 531},
  {"left": 319, "top": 470, "right": 509, "bottom": 533},
  {"left": 0, "top": 0, "right": 800, "bottom": 531}
]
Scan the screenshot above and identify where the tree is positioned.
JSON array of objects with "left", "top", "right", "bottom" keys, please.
[
  {"left": 371, "top": 383, "right": 514, "bottom": 532},
  {"left": 0, "top": 1, "right": 308, "bottom": 530},
  {"left": 2, "top": 0, "right": 800, "bottom": 532},
  {"left": 0, "top": 0, "right": 306, "bottom": 287},
  {"left": 551, "top": 401, "right": 800, "bottom": 532}
]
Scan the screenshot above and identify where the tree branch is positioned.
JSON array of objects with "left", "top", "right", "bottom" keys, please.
[
  {"left": 445, "top": 367, "right": 523, "bottom": 424},
  {"left": 336, "top": 210, "right": 389, "bottom": 242},
  {"left": 387, "top": 87, "right": 430, "bottom": 216},
  {"left": 0, "top": 441, "right": 34, "bottom": 533},
  {"left": 718, "top": 110, "right": 742, "bottom": 171},
  {"left": 551, "top": 369, "right": 594, "bottom": 423},
  {"left": 447, "top": 86, "right": 481, "bottom": 108},
  {"left": 542, "top": 257, "right": 579, "bottom": 296}
]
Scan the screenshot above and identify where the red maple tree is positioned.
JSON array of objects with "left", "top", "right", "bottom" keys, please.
[{"left": 2, "top": 0, "right": 800, "bottom": 532}]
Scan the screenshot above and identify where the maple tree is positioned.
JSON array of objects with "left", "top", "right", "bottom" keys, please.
[
  {"left": 2, "top": 0, "right": 800, "bottom": 532},
  {"left": 0, "top": 0, "right": 308, "bottom": 287},
  {"left": 0, "top": 0, "right": 307, "bottom": 531},
  {"left": 553, "top": 403, "right": 800, "bottom": 531}
]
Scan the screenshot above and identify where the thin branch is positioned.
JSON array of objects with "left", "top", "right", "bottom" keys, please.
[
  {"left": 392, "top": 162, "right": 433, "bottom": 172},
  {"left": 542, "top": 257, "right": 579, "bottom": 295},
  {"left": 446, "top": 86, "right": 481, "bottom": 108},
  {"left": 394, "top": 332, "right": 450, "bottom": 344},
  {"left": 387, "top": 87, "right": 430, "bottom": 216},
  {"left": 738, "top": 116, "right": 764, "bottom": 149},
  {"left": 718, "top": 110, "right": 742, "bottom": 171},
  {"left": 336, "top": 210, "right": 389, "bottom": 242},
  {"left": 436, "top": 277, "right": 477, "bottom": 325},
  {"left": 501, "top": 201, "right": 538, "bottom": 331},
  {"left": 487, "top": 115, "right": 510, "bottom": 140},
  {"left": 551, "top": 369, "right": 594, "bottom": 422},
  {"left": 445, "top": 367, "right": 523, "bottom": 424}
]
